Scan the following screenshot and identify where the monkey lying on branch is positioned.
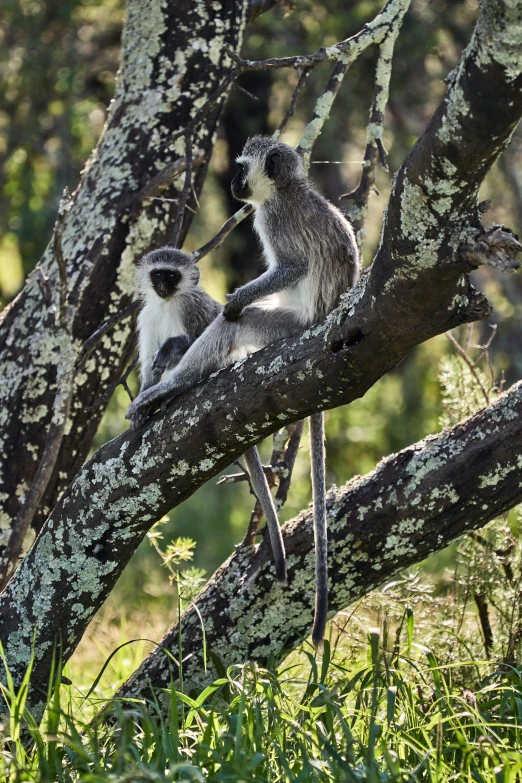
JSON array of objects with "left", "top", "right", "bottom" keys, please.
[{"left": 128, "top": 136, "right": 360, "bottom": 649}]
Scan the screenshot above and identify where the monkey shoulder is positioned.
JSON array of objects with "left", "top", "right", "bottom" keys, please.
[{"left": 180, "top": 287, "right": 222, "bottom": 339}]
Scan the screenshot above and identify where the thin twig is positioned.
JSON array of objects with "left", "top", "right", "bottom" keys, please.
[
  {"left": 233, "top": 81, "right": 260, "bottom": 102},
  {"left": 68, "top": 236, "right": 106, "bottom": 309},
  {"left": 53, "top": 196, "right": 72, "bottom": 328},
  {"left": 445, "top": 331, "right": 490, "bottom": 405},
  {"left": 193, "top": 205, "right": 254, "bottom": 262},
  {"left": 170, "top": 132, "right": 193, "bottom": 247},
  {"left": 341, "top": 15, "right": 405, "bottom": 246},
  {"left": 274, "top": 67, "right": 311, "bottom": 137},
  {"left": 76, "top": 301, "right": 140, "bottom": 369},
  {"left": 129, "top": 155, "right": 206, "bottom": 209},
  {"left": 36, "top": 268, "right": 53, "bottom": 307},
  {"left": 217, "top": 464, "right": 283, "bottom": 485},
  {"left": 241, "top": 421, "right": 304, "bottom": 545},
  {"left": 274, "top": 419, "right": 304, "bottom": 509},
  {"left": 88, "top": 358, "right": 138, "bottom": 412}
]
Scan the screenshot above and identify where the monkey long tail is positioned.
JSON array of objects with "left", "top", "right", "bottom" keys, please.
[
  {"left": 310, "top": 411, "right": 328, "bottom": 651},
  {"left": 244, "top": 446, "right": 287, "bottom": 583}
]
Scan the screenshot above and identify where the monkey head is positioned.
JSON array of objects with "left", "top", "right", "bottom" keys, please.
[
  {"left": 232, "top": 135, "right": 306, "bottom": 206},
  {"left": 136, "top": 247, "right": 200, "bottom": 301}
]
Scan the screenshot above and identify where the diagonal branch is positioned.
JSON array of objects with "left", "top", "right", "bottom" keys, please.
[
  {"left": 0, "top": 0, "right": 251, "bottom": 573},
  {"left": 115, "top": 379, "right": 522, "bottom": 707}
]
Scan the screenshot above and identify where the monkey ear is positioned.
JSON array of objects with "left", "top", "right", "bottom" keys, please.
[{"left": 265, "top": 149, "right": 281, "bottom": 178}]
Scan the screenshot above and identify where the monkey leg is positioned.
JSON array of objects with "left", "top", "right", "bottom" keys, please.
[
  {"left": 151, "top": 335, "right": 192, "bottom": 384},
  {"left": 243, "top": 446, "right": 287, "bottom": 583},
  {"left": 309, "top": 411, "right": 328, "bottom": 651},
  {"left": 127, "top": 307, "right": 303, "bottom": 420}
]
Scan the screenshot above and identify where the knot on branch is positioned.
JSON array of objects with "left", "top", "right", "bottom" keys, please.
[{"left": 459, "top": 225, "right": 522, "bottom": 274}]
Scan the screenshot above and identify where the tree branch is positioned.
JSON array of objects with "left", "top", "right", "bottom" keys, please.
[
  {"left": 193, "top": 0, "right": 410, "bottom": 260},
  {"left": 0, "top": 0, "right": 250, "bottom": 568},
  {"left": 116, "top": 380, "right": 522, "bottom": 707}
]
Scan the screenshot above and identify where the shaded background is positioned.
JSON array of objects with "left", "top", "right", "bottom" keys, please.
[{"left": 1, "top": 0, "right": 521, "bottom": 678}]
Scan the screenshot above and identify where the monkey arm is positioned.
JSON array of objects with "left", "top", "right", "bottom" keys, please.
[
  {"left": 151, "top": 335, "right": 192, "bottom": 384},
  {"left": 223, "top": 262, "right": 306, "bottom": 321},
  {"left": 139, "top": 360, "right": 155, "bottom": 393}
]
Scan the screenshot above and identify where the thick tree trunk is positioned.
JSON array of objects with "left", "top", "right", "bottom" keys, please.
[
  {"left": 116, "top": 379, "right": 522, "bottom": 705},
  {"left": 0, "top": 0, "right": 521, "bottom": 718},
  {"left": 0, "top": 0, "right": 249, "bottom": 575}
]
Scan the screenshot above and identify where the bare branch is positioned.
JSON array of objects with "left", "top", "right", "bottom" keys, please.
[
  {"left": 192, "top": 0, "right": 411, "bottom": 260},
  {"left": 274, "top": 419, "right": 304, "bottom": 510},
  {"left": 193, "top": 204, "right": 254, "bottom": 262},
  {"left": 341, "top": 13, "right": 405, "bottom": 245},
  {"left": 217, "top": 464, "right": 282, "bottom": 484},
  {"left": 127, "top": 155, "right": 206, "bottom": 208},
  {"left": 76, "top": 302, "right": 139, "bottom": 369},
  {"left": 274, "top": 68, "right": 311, "bottom": 137},
  {"left": 53, "top": 196, "right": 72, "bottom": 329},
  {"left": 459, "top": 225, "right": 522, "bottom": 274},
  {"left": 170, "top": 133, "right": 194, "bottom": 248},
  {"left": 231, "top": 0, "right": 410, "bottom": 74},
  {"left": 88, "top": 358, "right": 138, "bottom": 412}
]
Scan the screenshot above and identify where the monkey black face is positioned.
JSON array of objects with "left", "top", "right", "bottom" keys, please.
[
  {"left": 150, "top": 267, "right": 182, "bottom": 299},
  {"left": 231, "top": 162, "right": 251, "bottom": 201}
]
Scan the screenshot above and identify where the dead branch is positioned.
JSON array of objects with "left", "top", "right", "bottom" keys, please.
[
  {"left": 341, "top": 17, "right": 404, "bottom": 244},
  {"left": 170, "top": 133, "right": 194, "bottom": 247},
  {"left": 76, "top": 301, "right": 140, "bottom": 369}
]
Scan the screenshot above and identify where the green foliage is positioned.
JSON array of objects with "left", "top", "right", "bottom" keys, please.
[
  {"left": 3, "top": 614, "right": 522, "bottom": 781},
  {"left": 0, "top": 0, "right": 123, "bottom": 303}
]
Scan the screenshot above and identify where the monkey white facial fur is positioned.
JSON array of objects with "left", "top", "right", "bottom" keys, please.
[{"left": 128, "top": 137, "right": 360, "bottom": 647}]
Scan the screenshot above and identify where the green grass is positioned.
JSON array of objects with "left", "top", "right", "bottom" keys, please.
[{"left": 2, "top": 627, "right": 522, "bottom": 782}]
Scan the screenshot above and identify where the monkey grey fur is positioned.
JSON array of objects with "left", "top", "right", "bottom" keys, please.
[
  {"left": 136, "top": 248, "right": 221, "bottom": 393},
  {"left": 127, "top": 136, "right": 360, "bottom": 648},
  {"left": 132, "top": 246, "right": 287, "bottom": 583}
]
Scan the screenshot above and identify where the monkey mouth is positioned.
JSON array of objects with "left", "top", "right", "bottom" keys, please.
[
  {"left": 155, "top": 285, "right": 176, "bottom": 299},
  {"left": 231, "top": 176, "right": 251, "bottom": 201}
]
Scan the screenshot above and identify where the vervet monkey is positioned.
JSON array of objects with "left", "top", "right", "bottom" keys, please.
[
  {"left": 128, "top": 137, "right": 360, "bottom": 648},
  {"left": 133, "top": 247, "right": 287, "bottom": 582}
]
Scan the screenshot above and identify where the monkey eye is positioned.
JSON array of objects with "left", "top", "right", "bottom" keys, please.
[{"left": 151, "top": 271, "right": 162, "bottom": 280}]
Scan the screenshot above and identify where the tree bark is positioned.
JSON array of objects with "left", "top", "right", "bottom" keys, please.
[
  {"left": 0, "top": 0, "right": 521, "bottom": 717},
  {"left": 115, "top": 379, "right": 522, "bottom": 705},
  {"left": 0, "top": 0, "right": 249, "bottom": 575}
]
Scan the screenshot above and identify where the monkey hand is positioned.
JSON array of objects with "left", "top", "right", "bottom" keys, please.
[
  {"left": 223, "top": 293, "right": 245, "bottom": 321},
  {"left": 125, "top": 380, "right": 170, "bottom": 422}
]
